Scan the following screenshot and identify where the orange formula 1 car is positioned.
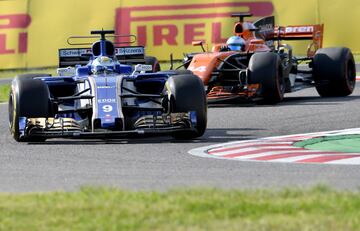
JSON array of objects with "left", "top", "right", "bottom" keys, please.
[{"left": 181, "top": 13, "right": 356, "bottom": 104}]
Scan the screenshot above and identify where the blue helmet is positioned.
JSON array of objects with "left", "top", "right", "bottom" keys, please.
[
  {"left": 91, "top": 56, "right": 116, "bottom": 74},
  {"left": 226, "top": 36, "right": 245, "bottom": 51}
]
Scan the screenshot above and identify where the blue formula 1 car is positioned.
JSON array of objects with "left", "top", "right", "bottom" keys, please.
[{"left": 8, "top": 30, "right": 207, "bottom": 142}]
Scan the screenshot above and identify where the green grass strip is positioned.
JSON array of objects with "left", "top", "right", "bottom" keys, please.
[
  {"left": 0, "top": 84, "right": 10, "bottom": 103},
  {"left": 0, "top": 186, "right": 360, "bottom": 231},
  {"left": 294, "top": 135, "right": 360, "bottom": 153}
]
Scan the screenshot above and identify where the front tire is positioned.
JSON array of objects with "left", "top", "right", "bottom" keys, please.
[
  {"left": 313, "top": 47, "right": 356, "bottom": 97},
  {"left": 9, "top": 78, "right": 51, "bottom": 142},
  {"left": 248, "top": 52, "right": 285, "bottom": 104},
  {"left": 166, "top": 74, "right": 207, "bottom": 139}
]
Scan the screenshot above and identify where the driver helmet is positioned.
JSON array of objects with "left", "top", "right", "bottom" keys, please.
[
  {"left": 91, "top": 56, "right": 116, "bottom": 74},
  {"left": 226, "top": 36, "right": 246, "bottom": 51}
]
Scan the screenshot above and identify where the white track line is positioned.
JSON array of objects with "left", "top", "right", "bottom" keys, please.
[
  {"left": 328, "top": 156, "right": 360, "bottom": 164},
  {"left": 270, "top": 154, "right": 326, "bottom": 163},
  {"left": 209, "top": 146, "right": 300, "bottom": 156}
]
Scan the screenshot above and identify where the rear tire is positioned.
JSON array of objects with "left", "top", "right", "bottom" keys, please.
[
  {"left": 9, "top": 78, "right": 51, "bottom": 142},
  {"left": 166, "top": 74, "right": 207, "bottom": 139},
  {"left": 145, "top": 56, "right": 161, "bottom": 72},
  {"left": 248, "top": 52, "right": 285, "bottom": 104},
  {"left": 313, "top": 47, "right": 356, "bottom": 97}
]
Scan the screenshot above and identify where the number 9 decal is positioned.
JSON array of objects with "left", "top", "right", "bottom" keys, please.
[{"left": 102, "top": 105, "right": 113, "bottom": 113}]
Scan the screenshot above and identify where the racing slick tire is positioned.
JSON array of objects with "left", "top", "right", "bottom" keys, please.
[
  {"left": 166, "top": 74, "right": 207, "bottom": 139},
  {"left": 313, "top": 47, "right": 356, "bottom": 97},
  {"left": 145, "top": 56, "right": 161, "bottom": 72},
  {"left": 9, "top": 78, "right": 51, "bottom": 142},
  {"left": 16, "top": 73, "right": 52, "bottom": 79},
  {"left": 248, "top": 52, "right": 285, "bottom": 104}
]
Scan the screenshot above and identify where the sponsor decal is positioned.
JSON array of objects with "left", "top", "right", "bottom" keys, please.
[
  {"left": 98, "top": 98, "right": 116, "bottom": 103},
  {"left": 59, "top": 47, "right": 144, "bottom": 58},
  {"left": 57, "top": 67, "right": 76, "bottom": 76},
  {"left": 97, "top": 86, "right": 115, "bottom": 89},
  {"left": 115, "top": 2, "right": 274, "bottom": 46},
  {"left": 115, "top": 47, "right": 144, "bottom": 55},
  {"left": 59, "top": 48, "right": 92, "bottom": 57},
  {"left": 188, "top": 65, "right": 206, "bottom": 72},
  {"left": 259, "top": 24, "right": 273, "bottom": 32},
  {"left": 134, "top": 64, "right": 152, "bottom": 72},
  {"left": 285, "top": 26, "right": 314, "bottom": 34},
  {"left": 0, "top": 14, "right": 31, "bottom": 54}
]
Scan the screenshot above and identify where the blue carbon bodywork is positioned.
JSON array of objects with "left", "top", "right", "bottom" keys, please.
[
  {"left": 18, "top": 117, "right": 27, "bottom": 138},
  {"left": 190, "top": 111, "right": 197, "bottom": 126},
  {"left": 36, "top": 71, "right": 175, "bottom": 131},
  {"left": 92, "top": 75, "right": 121, "bottom": 129},
  {"left": 11, "top": 30, "right": 206, "bottom": 141}
]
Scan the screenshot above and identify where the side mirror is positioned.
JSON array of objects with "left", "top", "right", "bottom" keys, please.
[
  {"left": 192, "top": 41, "right": 203, "bottom": 46},
  {"left": 192, "top": 41, "right": 206, "bottom": 52}
]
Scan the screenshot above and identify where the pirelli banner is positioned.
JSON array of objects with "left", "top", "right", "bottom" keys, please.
[{"left": 1, "top": 0, "right": 360, "bottom": 69}]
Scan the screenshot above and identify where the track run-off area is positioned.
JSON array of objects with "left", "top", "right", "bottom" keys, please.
[
  {"left": 0, "top": 81, "right": 360, "bottom": 192},
  {"left": 189, "top": 128, "right": 360, "bottom": 165}
]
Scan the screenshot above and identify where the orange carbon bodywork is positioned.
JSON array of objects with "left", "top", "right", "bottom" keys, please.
[
  {"left": 189, "top": 42, "right": 270, "bottom": 85},
  {"left": 187, "top": 50, "right": 263, "bottom": 100},
  {"left": 186, "top": 15, "right": 324, "bottom": 102},
  {"left": 207, "top": 84, "right": 260, "bottom": 101},
  {"left": 188, "top": 51, "right": 234, "bottom": 85}
]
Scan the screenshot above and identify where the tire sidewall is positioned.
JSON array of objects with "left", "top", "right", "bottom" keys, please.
[
  {"left": 8, "top": 78, "right": 51, "bottom": 141},
  {"left": 166, "top": 74, "right": 207, "bottom": 138},
  {"left": 313, "top": 47, "right": 356, "bottom": 97},
  {"left": 8, "top": 86, "right": 20, "bottom": 141},
  {"left": 248, "top": 52, "right": 284, "bottom": 104}
]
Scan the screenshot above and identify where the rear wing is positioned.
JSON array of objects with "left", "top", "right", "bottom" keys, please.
[
  {"left": 253, "top": 16, "right": 323, "bottom": 57},
  {"left": 273, "top": 24, "right": 324, "bottom": 56},
  {"left": 58, "top": 46, "right": 146, "bottom": 68},
  {"left": 253, "top": 16, "right": 276, "bottom": 49}
]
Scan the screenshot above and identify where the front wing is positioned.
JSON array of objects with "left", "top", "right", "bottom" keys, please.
[
  {"left": 26, "top": 126, "right": 195, "bottom": 139},
  {"left": 18, "top": 112, "right": 197, "bottom": 140}
]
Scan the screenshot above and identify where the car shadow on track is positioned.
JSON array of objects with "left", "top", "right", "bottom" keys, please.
[
  {"left": 209, "top": 95, "right": 360, "bottom": 108},
  {"left": 25, "top": 128, "right": 263, "bottom": 145},
  {"left": 281, "top": 95, "right": 360, "bottom": 106}
]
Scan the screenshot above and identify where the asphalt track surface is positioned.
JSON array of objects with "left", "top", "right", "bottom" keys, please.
[{"left": 1, "top": 85, "right": 360, "bottom": 192}]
